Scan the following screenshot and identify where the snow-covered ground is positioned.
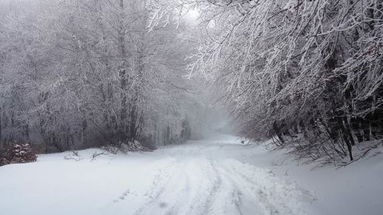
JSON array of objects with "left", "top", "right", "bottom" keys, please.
[{"left": 1, "top": 134, "right": 382, "bottom": 215}]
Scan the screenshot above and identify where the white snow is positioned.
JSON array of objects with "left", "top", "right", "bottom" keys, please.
[{"left": 1, "top": 134, "right": 382, "bottom": 215}]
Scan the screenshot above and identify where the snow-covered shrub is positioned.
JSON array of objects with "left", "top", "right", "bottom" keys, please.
[
  {"left": 120, "top": 140, "right": 145, "bottom": 152},
  {"left": 101, "top": 145, "right": 120, "bottom": 154},
  {"left": 0, "top": 144, "right": 37, "bottom": 166},
  {"left": 139, "top": 136, "right": 157, "bottom": 151},
  {"left": 0, "top": 157, "right": 8, "bottom": 166},
  {"left": 101, "top": 140, "right": 149, "bottom": 154},
  {"left": 64, "top": 151, "right": 82, "bottom": 161}
]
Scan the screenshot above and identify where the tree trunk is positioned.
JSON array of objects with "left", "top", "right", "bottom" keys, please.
[{"left": 118, "top": 0, "right": 129, "bottom": 143}]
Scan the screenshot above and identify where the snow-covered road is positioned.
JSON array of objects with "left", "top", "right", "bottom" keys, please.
[
  {"left": 0, "top": 135, "right": 314, "bottom": 215},
  {"left": 129, "top": 136, "right": 314, "bottom": 215}
]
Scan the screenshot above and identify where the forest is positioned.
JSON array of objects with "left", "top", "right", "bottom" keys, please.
[
  {"left": 1, "top": 1, "right": 383, "bottom": 215},
  {"left": 1, "top": 0, "right": 382, "bottom": 162},
  {"left": 0, "top": 0, "right": 217, "bottom": 154}
]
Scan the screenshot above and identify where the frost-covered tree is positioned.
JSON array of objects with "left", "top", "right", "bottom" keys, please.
[
  {"left": 150, "top": 0, "right": 383, "bottom": 162},
  {"left": 195, "top": 0, "right": 383, "bottom": 162},
  {"left": 0, "top": 0, "right": 205, "bottom": 152}
]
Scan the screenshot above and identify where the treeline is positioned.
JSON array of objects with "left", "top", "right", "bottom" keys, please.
[
  {"left": 0, "top": 0, "right": 201, "bottom": 152},
  {"left": 187, "top": 0, "right": 383, "bottom": 162}
]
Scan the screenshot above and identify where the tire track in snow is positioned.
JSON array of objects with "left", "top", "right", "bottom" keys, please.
[
  {"left": 218, "top": 159, "right": 313, "bottom": 215},
  {"left": 161, "top": 163, "right": 193, "bottom": 215},
  {"left": 112, "top": 138, "right": 314, "bottom": 215},
  {"left": 133, "top": 160, "right": 194, "bottom": 215},
  {"left": 176, "top": 159, "right": 215, "bottom": 215},
  {"left": 112, "top": 159, "right": 178, "bottom": 205},
  {"left": 202, "top": 160, "right": 260, "bottom": 215},
  {"left": 130, "top": 159, "right": 180, "bottom": 215},
  {"left": 219, "top": 164, "right": 280, "bottom": 215},
  {"left": 131, "top": 158, "right": 310, "bottom": 215},
  {"left": 159, "top": 159, "right": 223, "bottom": 215},
  {"left": 213, "top": 165, "right": 246, "bottom": 215},
  {"left": 199, "top": 160, "right": 224, "bottom": 215}
]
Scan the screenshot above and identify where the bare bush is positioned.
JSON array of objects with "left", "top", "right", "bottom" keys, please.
[{"left": 0, "top": 144, "right": 37, "bottom": 166}]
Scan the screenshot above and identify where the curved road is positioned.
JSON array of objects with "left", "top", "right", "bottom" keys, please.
[{"left": 124, "top": 135, "right": 313, "bottom": 215}]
